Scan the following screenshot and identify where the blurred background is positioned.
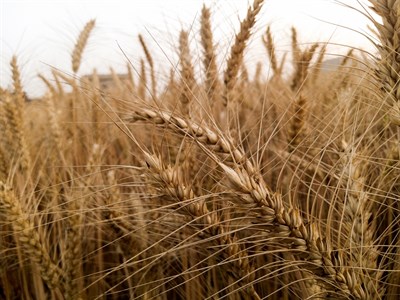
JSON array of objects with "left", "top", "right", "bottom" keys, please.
[{"left": 1, "top": 0, "right": 375, "bottom": 97}]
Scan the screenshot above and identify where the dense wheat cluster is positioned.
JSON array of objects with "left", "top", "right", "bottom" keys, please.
[{"left": 0, "top": 1, "right": 399, "bottom": 299}]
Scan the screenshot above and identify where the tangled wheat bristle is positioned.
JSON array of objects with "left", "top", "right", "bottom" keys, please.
[{"left": 1, "top": 1, "right": 399, "bottom": 298}]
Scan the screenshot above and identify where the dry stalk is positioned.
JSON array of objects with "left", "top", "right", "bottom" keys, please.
[
  {"left": 51, "top": 69, "right": 65, "bottom": 97},
  {"left": 38, "top": 73, "right": 57, "bottom": 96}
]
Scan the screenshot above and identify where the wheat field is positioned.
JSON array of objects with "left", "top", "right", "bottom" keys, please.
[{"left": 0, "top": 0, "right": 399, "bottom": 299}]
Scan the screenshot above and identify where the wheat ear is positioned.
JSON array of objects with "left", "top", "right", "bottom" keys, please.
[
  {"left": 63, "top": 196, "right": 83, "bottom": 300},
  {"left": 178, "top": 30, "right": 195, "bottom": 116},
  {"left": 368, "top": 0, "right": 400, "bottom": 101},
  {"left": 0, "top": 146, "right": 8, "bottom": 181},
  {"left": 0, "top": 182, "right": 63, "bottom": 291},
  {"left": 71, "top": 19, "right": 95, "bottom": 73},
  {"left": 129, "top": 107, "right": 368, "bottom": 298},
  {"left": 287, "top": 94, "right": 308, "bottom": 152},
  {"left": 200, "top": 5, "right": 220, "bottom": 107},
  {"left": 138, "top": 58, "right": 147, "bottom": 101},
  {"left": 340, "top": 152, "right": 383, "bottom": 298},
  {"left": 262, "top": 26, "right": 279, "bottom": 75},
  {"left": 311, "top": 43, "right": 327, "bottom": 84},
  {"left": 138, "top": 34, "right": 157, "bottom": 98},
  {"left": 3, "top": 94, "right": 31, "bottom": 172},
  {"left": 126, "top": 62, "right": 135, "bottom": 92},
  {"left": 223, "top": 0, "right": 264, "bottom": 106},
  {"left": 144, "top": 152, "right": 261, "bottom": 300},
  {"left": 10, "top": 56, "right": 25, "bottom": 107},
  {"left": 291, "top": 42, "right": 319, "bottom": 91}
]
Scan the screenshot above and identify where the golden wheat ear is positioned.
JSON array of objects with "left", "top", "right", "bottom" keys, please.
[
  {"left": 200, "top": 5, "right": 220, "bottom": 109},
  {"left": 223, "top": 0, "right": 264, "bottom": 106},
  {"left": 138, "top": 34, "right": 157, "bottom": 98},
  {"left": 0, "top": 182, "right": 63, "bottom": 292},
  {"left": 71, "top": 19, "right": 95, "bottom": 73},
  {"left": 367, "top": 1, "right": 400, "bottom": 108},
  {"left": 178, "top": 30, "right": 195, "bottom": 116},
  {"left": 262, "top": 26, "right": 279, "bottom": 76}
]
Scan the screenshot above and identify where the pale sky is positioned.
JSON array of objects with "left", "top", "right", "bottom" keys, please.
[{"left": 1, "top": 0, "right": 375, "bottom": 97}]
